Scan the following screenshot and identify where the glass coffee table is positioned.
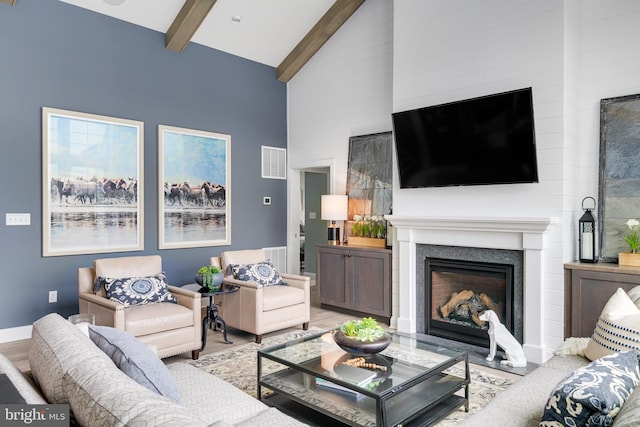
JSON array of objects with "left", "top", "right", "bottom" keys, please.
[{"left": 257, "top": 331, "right": 469, "bottom": 427}]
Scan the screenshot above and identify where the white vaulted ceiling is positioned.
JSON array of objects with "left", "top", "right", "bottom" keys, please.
[{"left": 58, "top": 0, "right": 365, "bottom": 82}]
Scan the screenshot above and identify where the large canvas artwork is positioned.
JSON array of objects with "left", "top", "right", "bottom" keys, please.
[
  {"left": 42, "top": 107, "right": 144, "bottom": 256},
  {"left": 345, "top": 131, "right": 393, "bottom": 244},
  {"left": 346, "top": 132, "right": 393, "bottom": 216},
  {"left": 158, "top": 125, "right": 231, "bottom": 249},
  {"left": 598, "top": 93, "right": 640, "bottom": 261}
]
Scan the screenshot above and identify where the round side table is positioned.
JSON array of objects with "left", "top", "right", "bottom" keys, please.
[{"left": 184, "top": 283, "right": 240, "bottom": 350}]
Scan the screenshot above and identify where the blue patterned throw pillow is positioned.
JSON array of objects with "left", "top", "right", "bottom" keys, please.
[
  {"left": 230, "top": 262, "right": 287, "bottom": 286},
  {"left": 540, "top": 350, "right": 640, "bottom": 427},
  {"left": 98, "top": 273, "right": 177, "bottom": 307}
]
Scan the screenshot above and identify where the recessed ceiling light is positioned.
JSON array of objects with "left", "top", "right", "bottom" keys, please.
[
  {"left": 103, "top": 0, "right": 125, "bottom": 5},
  {"left": 231, "top": 14, "right": 243, "bottom": 23}
]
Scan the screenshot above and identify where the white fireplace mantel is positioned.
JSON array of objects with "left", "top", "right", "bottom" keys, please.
[
  {"left": 387, "top": 215, "right": 556, "bottom": 234},
  {"left": 386, "top": 215, "right": 558, "bottom": 364}
]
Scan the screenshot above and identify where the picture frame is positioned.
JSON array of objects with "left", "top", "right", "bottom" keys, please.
[
  {"left": 345, "top": 131, "right": 393, "bottom": 244},
  {"left": 158, "top": 125, "right": 231, "bottom": 249},
  {"left": 42, "top": 107, "right": 144, "bottom": 256},
  {"left": 598, "top": 93, "right": 640, "bottom": 262}
]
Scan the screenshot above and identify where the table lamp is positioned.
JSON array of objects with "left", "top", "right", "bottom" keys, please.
[{"left": 321, "top": 194, "right": 348, "bottom": 245}]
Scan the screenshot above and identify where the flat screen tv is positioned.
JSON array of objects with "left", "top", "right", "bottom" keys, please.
[{"left": 392, "top": 87, "right": 539, "bottom": 188}]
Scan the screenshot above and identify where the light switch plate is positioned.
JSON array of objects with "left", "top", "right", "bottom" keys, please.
[{"left": 6, "top": 213, "right": 30, "bottom": 226}]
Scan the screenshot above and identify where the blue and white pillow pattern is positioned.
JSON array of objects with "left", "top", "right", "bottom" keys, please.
[
  {"left": 230, "top": 262, "right": 287, "bottom": 286},
  {"left": 97, "top": 273, "right": 177, "bottom": 307},
  {"left": 540, "top": 350, "right": 640, "bottom": 427}
]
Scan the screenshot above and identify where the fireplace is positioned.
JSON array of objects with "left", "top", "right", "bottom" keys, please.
[
  {"left": 386, "top": 215, "right": 556, "bottom": 364},
  {"left": 426, "top": 258, "right": 514, "bottom": 347},
  {"left": 415, "top": 244, "right": 524, "bottom": 346}
]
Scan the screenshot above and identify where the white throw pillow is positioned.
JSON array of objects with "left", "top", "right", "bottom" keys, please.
[
  {"left": 584, "top": 288, "right": 640, "bottom": 361},
  {"left": 627, "top": 285, "right": 640, "bottom": 307}
]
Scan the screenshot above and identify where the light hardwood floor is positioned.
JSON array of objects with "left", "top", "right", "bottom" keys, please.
[{"left": 0, "top": 283, "right": 356, "bottom": 372}]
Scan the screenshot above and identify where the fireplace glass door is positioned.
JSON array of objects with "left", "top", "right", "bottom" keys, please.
[{"left": 426, "top": 258, "right": 514, "bottom": 347}]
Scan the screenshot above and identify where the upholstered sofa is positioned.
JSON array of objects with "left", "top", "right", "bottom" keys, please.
[
  {"left": 78, "top": 255, "right": 202, "bottom": 359},
  {"left": 458, "top": 351, "right": 640, "bottom": 427},
  {"left": 461, "top": 287, "right": 640, "bottom": 427},
  {"left": 4, "top": 313, "right": 306, "bottom": 426}
]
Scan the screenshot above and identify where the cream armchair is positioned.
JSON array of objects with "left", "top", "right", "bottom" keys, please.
[
  {"left": 215, "top": 249, "right": 310, "bottom": 343},
  {"left": 78, "top": 255, "right": 202, "bottom": 360}
]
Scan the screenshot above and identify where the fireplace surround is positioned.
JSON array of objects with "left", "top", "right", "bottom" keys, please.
[{"left": 386, "top": 215, "right": 556, "bottom": 364}]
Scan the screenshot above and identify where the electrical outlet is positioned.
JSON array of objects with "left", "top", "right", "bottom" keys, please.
[{"left": 49, "top": 291, "right": 57, "bottom": 303}]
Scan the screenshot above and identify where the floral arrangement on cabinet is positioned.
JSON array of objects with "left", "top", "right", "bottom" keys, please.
[
  {"left": 352, "top": 215, "right": 386, "bottom": 239},
  {"left": 619, "top": 219, "right": 640, "bottom": 267}
]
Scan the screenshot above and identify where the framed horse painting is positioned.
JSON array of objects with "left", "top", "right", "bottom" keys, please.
[
  {"left": 42, "top": 107, "right": 144, "bottom": 256},
  {"left": 158, "top": 124, "right": 231, "bottom": 249}
]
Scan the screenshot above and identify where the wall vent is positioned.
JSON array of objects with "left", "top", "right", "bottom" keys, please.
[
  {"left": 261, "top": 146, "right": 286, "bottom": 179},
  {"left": 263, "top": 246, "right": 287, "bottom": 272}
]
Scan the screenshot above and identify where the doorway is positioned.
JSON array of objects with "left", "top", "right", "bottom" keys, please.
[
  {"left": 301, "top": 170, "right": 328, "bottom": 275},
  {"left": 287, "top": 158, "right": 336, "bottom": 277}
]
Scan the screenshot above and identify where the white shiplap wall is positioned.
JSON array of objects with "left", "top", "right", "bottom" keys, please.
[
  {"left": 393, "top": 0, "right": 567, "bottom": 361},
  {"left": 287, "top": 0, "right": 640, "bottom": 360},
  {"left": 286, "top": 0, "right": 394, "bottom": 272}
]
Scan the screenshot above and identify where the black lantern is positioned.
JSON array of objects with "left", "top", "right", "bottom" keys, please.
[{"left": 579, "top": 197, "right": 597, "bottom": 263}]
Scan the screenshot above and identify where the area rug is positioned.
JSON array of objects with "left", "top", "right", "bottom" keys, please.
[{"left": 187, "top": 328, "right": 515, "bottom": 426}]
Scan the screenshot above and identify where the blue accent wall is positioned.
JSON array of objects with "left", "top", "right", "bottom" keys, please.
[{"left": 0, "top": 2, "right": 287, "bottom": 328}]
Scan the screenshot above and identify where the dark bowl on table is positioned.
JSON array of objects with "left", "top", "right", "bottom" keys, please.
[{"left": 333, "top": 330, "right": 392, "bottom": 356}]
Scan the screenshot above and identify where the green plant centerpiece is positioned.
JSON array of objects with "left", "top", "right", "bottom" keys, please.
[
  {"left": 333, "top": 317, "right": 392, "bottom": 355},
  {"left": 195, "top": 265, "right": 224, "bottom": 292}
]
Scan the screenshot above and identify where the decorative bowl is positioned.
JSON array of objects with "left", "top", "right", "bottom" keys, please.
[
  {"left": 195, "top": 272, "right": 224, "bottom": 292},
  {"left": 332, "top": 330, "right": 392, "bottom": 356}
]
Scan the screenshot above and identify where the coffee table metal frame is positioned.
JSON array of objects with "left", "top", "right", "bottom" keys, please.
[{"left": 257, "top": 331, "right": 470, "bottom": 427}]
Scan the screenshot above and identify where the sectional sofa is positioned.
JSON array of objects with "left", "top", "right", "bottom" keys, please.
[
  {"left": 3, "top": 313, "right": 306, "bottom": 426},
  {"left": 461, "top": 286, "right": 640, "bottom": 427}
]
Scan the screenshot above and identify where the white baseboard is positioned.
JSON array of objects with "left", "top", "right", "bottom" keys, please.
[
  {"left": 0, "top": 324, "right": 32, "bottom": 343},
  {"left": 523, "top": 343, "right": 548, "bottom": 365}
]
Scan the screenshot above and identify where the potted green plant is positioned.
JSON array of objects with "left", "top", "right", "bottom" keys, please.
[
  {"left": 350, "top": 215, "right": 387, "bottom": 248},
  {"left": 333, "top": 317, "right": 391, "bottom": 355},
  {"left": 195, "top": 265, "right": 224, "bottom": 291}
]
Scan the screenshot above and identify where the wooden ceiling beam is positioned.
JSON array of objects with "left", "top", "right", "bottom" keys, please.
[
  {"left": 276, "top": 0, "right": 365, "bottom": 83},
  {"left": 0, "top": 0, "right": 17, "bottom": 6},
  {"left": 166, "top": 0, "right": 217, "bottom": 53}
]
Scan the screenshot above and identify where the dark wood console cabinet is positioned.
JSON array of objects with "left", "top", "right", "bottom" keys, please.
[
  {"left": 564, "top": 261, "right": 640, "bottom": 339},
  {"left": 316, "top": 244, "right": 391, "bottom": 318}
]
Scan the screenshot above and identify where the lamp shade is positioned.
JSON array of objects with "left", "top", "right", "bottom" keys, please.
[{"left": 321, "top": 195, "right": 348, "bottom": 221}]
